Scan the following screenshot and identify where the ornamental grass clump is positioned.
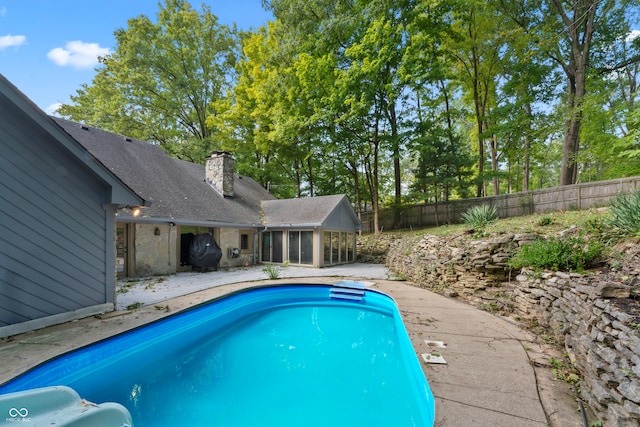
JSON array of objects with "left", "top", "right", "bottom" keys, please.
[
  {"left": 461, "top": 205, "right": 498, "bottom": 229},
  {"left": 262, "top": 264, "right": 281, "bottom": 279},
  {"left": 608, "top": 191, "right": 640, "bottom": 237}
]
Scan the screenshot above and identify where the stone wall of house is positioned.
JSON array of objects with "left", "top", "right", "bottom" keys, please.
[
  {"left": 218, "top": 228, "right": 253, "bottom": 268},
  {"left": 385, "top": 234, "right": 640, "bottom": 426},
  {"left": 134, "top": 224, "right": 178, "bottom": 276},
  {"left": 133, "top": 225, "right": 253, "bottom": 276}
]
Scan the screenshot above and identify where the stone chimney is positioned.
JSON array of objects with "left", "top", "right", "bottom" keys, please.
[{"left": 205, "top": 151, "right": 234, "bottom": 198}]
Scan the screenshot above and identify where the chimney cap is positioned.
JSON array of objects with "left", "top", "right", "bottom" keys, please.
[{"left": 210, "top": 150, "right": 232, "bottom": 157}]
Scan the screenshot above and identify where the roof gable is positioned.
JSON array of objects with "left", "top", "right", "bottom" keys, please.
[
  {"left": 262, "top": 194, "right": 361, "bottom": 230},
  {"left": 0, "top": 74, "right": 143, "bottom": 208}
]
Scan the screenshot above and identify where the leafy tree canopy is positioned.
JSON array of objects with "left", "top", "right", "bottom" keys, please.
[{"left": 58, "top": 0, "right": 239, "bottom": 163}]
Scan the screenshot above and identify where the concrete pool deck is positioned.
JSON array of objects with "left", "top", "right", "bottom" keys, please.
[{"left": 0, "top": 264, "right": 583, "bottom": 426}]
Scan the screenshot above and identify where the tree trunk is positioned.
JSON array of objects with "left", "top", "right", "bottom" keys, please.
[
  {"left": 490, "top": 132, "right": 499, "bottom": 195},
  {"left": 294, "top": 158, "right": 302, "bottom": 197},
  {"left": 523, "top": 103, "right": 532, "bottom": 192},
  {"left": 551, "top": 0, "right": 598, "bottom": 186},
  {"left": 388, "top": 99, "right": 401, "bottom": 228},
  {"left": 473, "top": 74, "right": 485, "bottom": 197},
  {"left": 366, "top": 114, "right": 381, "bottom": 233},
  {"left": 306, "top": 156, "right": 314, "bottom": 197},
  {"left": 560, "top": 67, "right": 586, "bottom": 185}
]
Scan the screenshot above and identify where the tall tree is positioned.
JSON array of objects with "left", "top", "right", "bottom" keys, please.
[
  {"left": 263, "top": 0, "right": 391, "bottom": 230},
  {"left": 495, "top": 0, "right": 558, "bottom": 192},
  {"left": 523, "top": 0, "right": 636, "bottom": 185},
  {"left": 209, "top": 23, "right": 299, "bottom": 197},
  {"left": 446, "top": 0, "right": 505, "bottom": 197},
  {"left": 600, "top": 29, "right": 640, "bottom": 168},
  {"left": 341, "top": 11, "right": 410, "bottom": 226},
  {"left": 59, "top": 0, "right": 238, "bottom": 163}
]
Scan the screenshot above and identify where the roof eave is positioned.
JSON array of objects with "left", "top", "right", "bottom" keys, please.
[{"left": 116, "top": 215, "right": 262, "bottom": 229}]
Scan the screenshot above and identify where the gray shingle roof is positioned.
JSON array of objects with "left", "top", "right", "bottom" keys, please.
[
  {"left": 262, "top": 194, "right": 361, "bottom": 230},
  {"left": 52, "top": 118, "right": 274, "bottom": 226}
]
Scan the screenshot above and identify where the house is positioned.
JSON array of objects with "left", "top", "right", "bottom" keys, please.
[
  {"left": 53, "top": 118, "right": 361, "bottom": 275},
  {"left": 54, "top": 118, "right": 273, "bottom": 276},
  {"left": 0, "top": 73, "right": 361, "bottom": 337},
  {"left": 0, "top": 75, "right": 146, "bottom": 337}
]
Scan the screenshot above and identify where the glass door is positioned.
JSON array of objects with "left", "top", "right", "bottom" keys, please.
[{"left": 272, "top": 231, "right": 283, "bottom": 263}]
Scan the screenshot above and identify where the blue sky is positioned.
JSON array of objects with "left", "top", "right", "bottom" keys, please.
[{"left": 0, "top": 1, "right": 271, "bottom": 114}]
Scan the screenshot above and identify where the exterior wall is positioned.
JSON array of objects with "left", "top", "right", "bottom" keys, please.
[
  {"left": 132, "top": 223, "right": 178, "bottom": 276},
  {"left": 218, "top": 227, "right": 253, "bottom": 268},
  {"left": 130, "top": 224, "right": 255, "bottom": 275},
  {"left": 0, "top": 112, "right": 115, "bottom": 337}
]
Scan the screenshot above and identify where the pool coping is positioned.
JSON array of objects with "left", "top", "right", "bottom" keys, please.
[{"left": 0, "top": 276, "right": 582, "bottom": 426}]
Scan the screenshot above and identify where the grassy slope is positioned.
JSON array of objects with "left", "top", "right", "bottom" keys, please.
[
  {"left": 406, "top": 209, "right": 607, "bottom": 239},
  {"left": 358, "top": 208, "right": 613, "bottom": 260}
]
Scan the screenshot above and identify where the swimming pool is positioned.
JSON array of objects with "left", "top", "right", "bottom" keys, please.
[{"left": 0, "top": 283, "right": 435, "bottom": 426}]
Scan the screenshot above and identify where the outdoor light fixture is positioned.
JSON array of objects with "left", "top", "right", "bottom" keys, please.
[
  {"left": 154, "top": 227, "right": 161, "bottom": 235},
  {"left": 131, "top": 207, "right": 142, "bottom": 217}
]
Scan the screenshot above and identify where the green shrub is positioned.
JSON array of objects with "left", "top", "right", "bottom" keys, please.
[
  {"left": 584, "top": 215, "right": 622, "bottom": 244},
  {"left": 262, "top": 264, "right": 281, "bottom": 279},
  {"left": 461, "top": 205, "right": 498, "bottom": 229},
  {"left": 608, "top": 191, "right": 640, "bottom": 236},
  {"left": 537, "top": 216, "right": 553, "bottom": 226},
  {"left": 510, "top": 236, "right": 604, "bottom": 272}
]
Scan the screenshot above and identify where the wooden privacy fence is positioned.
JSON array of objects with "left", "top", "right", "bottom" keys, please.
[{"left": 360, "top": 176, "right": 640, "bottom": 233}]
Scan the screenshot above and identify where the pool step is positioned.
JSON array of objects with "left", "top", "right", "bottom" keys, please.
[
  {"left": 0, "top": 386, "right": 132, "bottom": 426},
  {"left": 330, "top": 281, "right": 366, "bottom": 302}
]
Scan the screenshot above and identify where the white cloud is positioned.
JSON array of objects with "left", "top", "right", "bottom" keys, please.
[
  {"left": 45, "top": 102, "right": 63, "bottom": 116},
  {"left": 47, "top": 40, "right": 110, "bottom": 69},
  {"left": 626, "top": 30, "right": 640, "bottom": 43},
  {"left": 0, "top": 7, "right": 7, "bottom": 17},
  {"left": 0, "top": 34, "right": 26, "bottom": 49}
]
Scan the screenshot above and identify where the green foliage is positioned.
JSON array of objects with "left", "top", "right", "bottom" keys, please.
[
  {"left": 461, "top": 205, "right": 498, "bottom": 229},
  {"left": 608, "top": 191, "right": 640, "bottom": 236},
  {"left": 537, "top": 216, "right": 553, "bottom": 226},
  {"left": 59, "top": 0, "right": 239, "bottom": 163},
  {"left": 126, "top": 302, "right": 143, "bottom": 311},
  {"left": 58, "top": 0, "right": 639, "bottom": 212},
  {"left": 549, "top": 356, "right": 581, "bottom": 385},
  {"left": 583, "top": 214, "right": 623, "bottom": 244},
  {"left": 510, "top": 236, "right": 604, "bottom": 272},
  {"left": 262, "top": 264, "right": 281, "bottom": 279}
]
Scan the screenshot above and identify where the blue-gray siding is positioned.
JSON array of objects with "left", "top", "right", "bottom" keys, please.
[
  {"left": 324, "top": 198, "right": 362, "bottom": 231},
  {"left": 0, "top": 112, "right": 113, "bottom": 327}
]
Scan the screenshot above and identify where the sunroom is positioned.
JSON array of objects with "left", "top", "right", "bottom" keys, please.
[{"left": 260, "top": 195, "right": 361, "bottom": 268}]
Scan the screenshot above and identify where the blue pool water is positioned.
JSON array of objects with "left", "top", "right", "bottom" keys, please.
[{"left": 0, "top": 284, "right": 435, "bottom": 426}]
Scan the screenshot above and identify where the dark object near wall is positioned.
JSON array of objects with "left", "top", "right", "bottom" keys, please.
[{"left": 189, "top": 233, "right": 221, "bottom": 271}]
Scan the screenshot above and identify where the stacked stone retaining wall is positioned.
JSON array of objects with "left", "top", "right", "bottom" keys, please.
[{"left": 385, "top": 234, "right": 640, "bottom": 426}]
